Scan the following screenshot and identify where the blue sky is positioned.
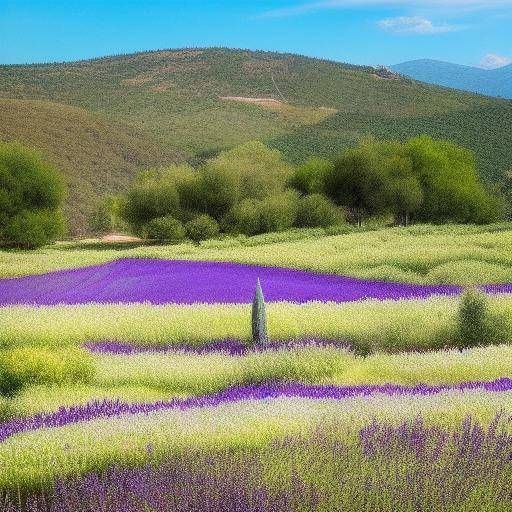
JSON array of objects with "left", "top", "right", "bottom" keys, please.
[{"left": 0, "top": 0, "right": 510, "bottom": 68}]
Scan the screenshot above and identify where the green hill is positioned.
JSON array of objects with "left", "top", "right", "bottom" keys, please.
[
  {"left": 1, "top": 48, "right": 511, "bottom": 233},
  {"left": 0, "top": 99, "right": 177, "bottom": 234}
]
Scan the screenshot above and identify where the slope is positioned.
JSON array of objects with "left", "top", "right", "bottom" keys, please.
[{"left": 0, "top": 98, "right": 177, "bottom": 234}]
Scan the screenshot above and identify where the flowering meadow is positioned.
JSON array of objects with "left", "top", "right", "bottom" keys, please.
[{"left": 1, "top": 225, "right": 512, "bottom": 510}]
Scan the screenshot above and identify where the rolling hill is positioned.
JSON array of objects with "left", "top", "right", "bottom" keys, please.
[
  {"left": 1, "top": 48, "right": 511, "bottom": 234},
  {"left": 391, "top": 59, "right": 512, "bottom": 99}
]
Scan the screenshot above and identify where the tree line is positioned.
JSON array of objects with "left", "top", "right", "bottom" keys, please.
[{"left": 0, "top": 136, "right": 506, "bottom": 249}]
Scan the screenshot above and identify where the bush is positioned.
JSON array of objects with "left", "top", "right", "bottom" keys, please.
[
  {"left": 2, "top": 209, "right": 65, "bottom": 250},
  {"left": 223, "top": 199, "right": 262, "bottom": 236},
  {"left": 296, "top": 194, "right": 344, "bottom": 228},
  {"left": 185, "top": 215, "right": 220, "bottom": 243},
  {"left": 259, "top": 191, "right": 299, "bottom": 233},
  {"left": 144, "top": 216, "right": 186, "bottom": 242},
  {"left": 0, "top": 142, "right": 65, "bottom": 248},
  {"left": 0, "top": 348, "right": 94, "bottom": 397},
  {"left": 289, "top": 157, "right": 333, "bottom": 195},
  {"left": 120, "top": 171, "right": 180, "bottom": 233},
  {"left": 456, "top": 288, "right": 505, "bottom": 349}
]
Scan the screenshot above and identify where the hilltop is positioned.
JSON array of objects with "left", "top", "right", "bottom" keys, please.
[
  {"left": 1, "top": 48, "right": 511, "bottom": 233},
  {"left": 391, "top": 59, "right": 512, "bottom": 99}
]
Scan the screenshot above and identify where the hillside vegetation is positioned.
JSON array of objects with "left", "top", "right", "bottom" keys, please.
[
  {"left": 0, "top": 99, "right": 176, "bottom": 233},
  {"left": 1, "top": 48, "right": 511, "bottom": 232}
]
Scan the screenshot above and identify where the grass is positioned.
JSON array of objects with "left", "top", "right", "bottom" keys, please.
[
  {"left": 13, "top": 416, "right": 512, "bottom": 512},
  {"left": 1, "top": 343, "right": 512, "bottom": 420},
  {"left": 2, "top": 48, "right": 512, "bottom": 232},
  {"left": 1, "top": 223, "right": 512, "bottom": 284},
  {"left": 2, "top": 296, "right": 512, "bottom": 352}
]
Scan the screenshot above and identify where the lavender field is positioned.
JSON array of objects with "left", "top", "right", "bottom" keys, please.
[{"left": 0, "top": 232, "right": 512, "bottom": 511}]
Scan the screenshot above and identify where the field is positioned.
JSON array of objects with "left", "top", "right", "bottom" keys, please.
[
  {"left": 1, "top": 224, "right": 512, "bottom": 510},
  {"left": 2, "top": 48, "right": 512, "bottom": 233}
]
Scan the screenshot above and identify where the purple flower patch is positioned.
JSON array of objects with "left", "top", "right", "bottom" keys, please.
[
  {"left": 1, "top": 379, "right": 512, "bottom": 444},
  {"left": 1, "top": 258, "right": 509, "bottom": 306}
]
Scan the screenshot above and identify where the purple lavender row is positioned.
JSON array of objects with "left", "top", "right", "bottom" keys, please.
[
  {"left": 2, "top": 379, "right": 512, "bottom": 444},
  {"left": 3, "top": 258, "right": 510, "bottom": 306},
  {"left": 6, "top": 414, "right": 512, "bottom": 511},
  {"left": 84, "top": 338, "right": 351, "bottom": 356}
]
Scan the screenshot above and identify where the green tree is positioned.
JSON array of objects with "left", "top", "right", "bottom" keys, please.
[
  {"left": 201, "top": 141, "right": 292, "bottom": 219},
  {"left": 0, "top": 142, "right": 65, "bottom": 249},
  {"left": 89, "top": 195, "right": 127, "bottom": 235},
  {"left": 259, "top": 191, "right": 299, "bottom": 233},
  {"left": 296, "top": 194, "right": 344, "bottom": 228},
  {"left": 289, "top": 157, "right": 333, "bottom": 195},
  {"left": 325, "top": 139, "right": 391, "bottom": 226},
  {"left": 406, "top": 136, "right": 503, "bottom": 224},
  {"left": 223, "top": 199, "right": 262, "bottom": 236},
  {"left": 121, "top": 170, "right": 180, "bottom": 233},
  {"left": 185, "top": 214, "right": 220, "bottom": 243}
]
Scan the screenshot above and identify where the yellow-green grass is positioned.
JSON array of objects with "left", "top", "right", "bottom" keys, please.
[
  {"left": 2, "top": 296, "right": 512, "bottom": 353},
  {"left": 3, "top": 343, "right": 512, "bottom": 420},
  {"left": 1, "top": 223, "right": 512, "bottom": 284},
  {"left": 1, "top": 389, "right": 510, "bottom": 492}
]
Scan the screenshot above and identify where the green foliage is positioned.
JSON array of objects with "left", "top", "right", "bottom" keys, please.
[
  {"left": 407, "top": 136, "right": 504, "bottom": 224},
  {"left": 200, "top": 141, "right": 293, "bottom": 220},
  {"left": 0, "top": 142, "right": 65, "bottom": 248},
  {"left": 185, "top": 215, "right": 220, "bottom": 243},
  {"left": 289, "top": 157, "right": 333, "bottom": 195},
  {"left": 89, "top": 195, "right": 127, "bottom": 234},
  {"left": 143, "top": 216, "right": 186, "bottom": 242},
  {"left": 296, "top": 194, "right": 344, "bottom": 228},
  {"left": 121, "top": 170, "right": 180, "bottom": 233},
  {"left": 325, "top": 139, "right": 391, "bottom": 225},
  {"left": 223, "top": 199, "right": 262, "bottom": 236},
  {"left": 325, "top": 137, "right": 502, "bottom": 226},
  {"left": 252, "top": 279, "right": 268, "bottom": 344},
  {"left": 259, "top": 191, "right": 300, "bottom": 233},
  {"left": 0, "top": 348, "right": 93, "bottom": 397},
  {"left": 2, "top": 49, "right": 512, "bottom": 235},
  {"left": 456, "top": 288, "right": 505, "bottom": 349}
]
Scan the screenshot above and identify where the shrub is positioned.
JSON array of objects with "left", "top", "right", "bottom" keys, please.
[
  {"left": 222, "top": 199, "right": 262, "bottom": 236},
  {"left": 289, "top": 157, "right": 333, "bottom": 195},
  {"left": 2, "top": 209, "right": 65, "bottom": 250},
  {"left": 456, "top": 288, "right": 505, "bottom": 349},
  {"left": 185, "top": 215, "right": 220, "bottom": 243},
  {"left": 296, "top": 194, "right": 344, "bottom": 228},
  {"left": 0, "top": 142, "right": 66, "bottom": 248},
  {"left": 144, "top": 216, "right": 186, "bottom": 242},
  {"left": 120, "top": 171, "right": 180, "bottom": 233},
  {"left": 259, "top": 191, "right": 299, "bottom": 233},
  {"left": 0, "top": 348, "right": 94, "bottom": 397}
]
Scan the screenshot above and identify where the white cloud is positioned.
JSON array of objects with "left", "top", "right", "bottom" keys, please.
[
  {"left": 260, "top": 1, "right": 512, "bottom": 18},
  {"left": 479, "top": 53, "right": 512, "bottom": 69},
  {"left": 378, "top": 16, "right": 459, "bottom": 34}
]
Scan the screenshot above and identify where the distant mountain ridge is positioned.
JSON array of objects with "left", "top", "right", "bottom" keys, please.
[{"left": 391, "top": 59, "right": 512, "bottom": 99}]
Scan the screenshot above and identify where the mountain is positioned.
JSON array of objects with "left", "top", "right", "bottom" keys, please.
[
  {"left": 391, "top": 59, "right": 512, "bottom": 99},
  {"left": 1, "top": 48, "right": 511, "bottom": 234}
]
